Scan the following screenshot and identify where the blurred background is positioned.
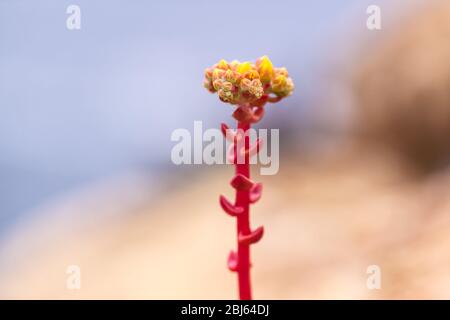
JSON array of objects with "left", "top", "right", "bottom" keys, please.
[{"left": 1, "top": 0, "right": 450, "bottom": 299}]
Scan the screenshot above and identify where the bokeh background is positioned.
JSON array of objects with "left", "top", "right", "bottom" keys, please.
[{"left": 1, "top": 0, "right": 450, "bottom": 299}]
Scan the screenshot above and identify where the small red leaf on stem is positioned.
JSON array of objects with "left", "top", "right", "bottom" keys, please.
[
  {"left": 249, "top": 183, "right": 263, "bottom": 203},
  {"left": 250, "top": 107, "right": 264, "bottom": 123},
  {"left": 219, "top": 195, "right": 243, "bottom": 217},
  {"left": 238, "top": 226, "right": 264, "bottom": 245},
  {"left": 230, "top": 174, "right": 254, "bottom": 191},
  {"left": 227, "top": 250, "right": 238, "bottom": 272},
  {"left": 252, "top": 95, "right": 269, "bottom": 108},
  {"left": 221, "top": 123, "right": 239, "bottom": 142},
  {"left": 232, "top": 106, "right": 253, "bottom": 123},
  {"left": 232, "top": 105, "right": 265, "bottom": 124},
  {"left": 267, "top": 95, "right": 282, "bottom": 103},
  {"left": 221, "top": 122, "right": 230, "bottom": 137}
]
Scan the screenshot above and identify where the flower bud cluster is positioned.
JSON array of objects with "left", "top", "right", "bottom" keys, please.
[{"left": 203, "top": 56, "right": 294, "bottom": 106}]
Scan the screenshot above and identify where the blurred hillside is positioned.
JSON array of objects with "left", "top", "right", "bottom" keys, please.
[{"left": 1, "top": 148, "right": 450, "bottom": 299}]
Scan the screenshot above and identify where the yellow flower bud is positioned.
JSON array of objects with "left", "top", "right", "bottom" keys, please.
[
  {"left": 275, "top": 67, "right": 289, "bottom": 77},
  {"left": 272, "top": 74, "right": 287, "bottom": 92},
  {"left": 249, "top": 79, "right": 263, "bottom": 98},
  {"left": 229, "top": 60, "right": 240, "bottom": 70},
  {"left": 203, "top": 79, "right": 215, "bottom": 92},
  {"left": 244, "top": 69, "right": 260, "bottom": 80},
  {"left": 271, "top": 74, "right": 294, "bottom": 97},
  {"left": 240, "top": 78, "right": 252, "bottom": 91},
  {"left": 237, "top": 62, "right": 252, "bottom": 74},
  {"left": 216, "top": 59, "right": 229, "bottom": 70},
  {"left": 225, "top": 70, "right": 241, "bottom": 84},
  {"left": 218, "top": 88, "right": 233, "bottom": 102},
  {"left": 222, "top": 81, "right": 233, "bottom": 91},
  {"left": 285, "top": 78, "right": 294, "bottom": 94},
  {"left": 204, "top": 68, "right": 213, "bottom": 80},
  {"left": 257, "top": 56, "right": 274, "bottom": 83},
  {"left": 212, "top": 68, "right": 225, "bottom": 80},
  {"left": 251, "top": 79, "right": 262, "bottom": 87},
  {"left": 213, "top": 79, "right": 223, "bottom": 91}
]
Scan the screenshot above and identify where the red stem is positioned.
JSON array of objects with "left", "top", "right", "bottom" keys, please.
[{"left": 235, "top": 121, "right": 252, "bottom": 300}]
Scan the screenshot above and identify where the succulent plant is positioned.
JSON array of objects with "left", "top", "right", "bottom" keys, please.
[{"left": 203, "top": 56, "right": 294, "bottom": 300}]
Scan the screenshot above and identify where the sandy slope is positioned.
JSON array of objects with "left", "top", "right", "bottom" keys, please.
[{"left": 2, "top": 146, "right": 450, "bottom": 299}]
